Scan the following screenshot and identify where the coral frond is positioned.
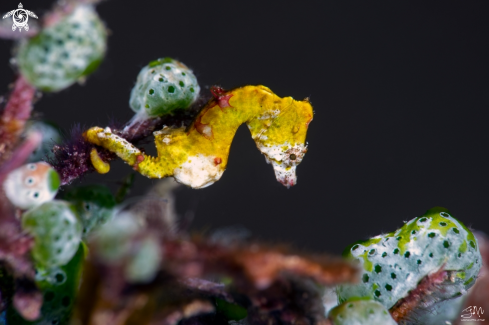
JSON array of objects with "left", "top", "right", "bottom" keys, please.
[{"left": 0, "top": 75, "right": 36, "bottom": 165}]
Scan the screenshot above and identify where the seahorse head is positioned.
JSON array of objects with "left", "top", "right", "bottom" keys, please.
[{"left": 251, "top": 96, "right": 313, "bottom": 188}]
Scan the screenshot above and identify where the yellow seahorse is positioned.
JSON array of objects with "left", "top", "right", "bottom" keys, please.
[{"left": 83, "top": 85, "right": 313, "bottom": 189}]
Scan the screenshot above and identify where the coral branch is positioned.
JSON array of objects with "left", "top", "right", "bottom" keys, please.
[
  {"left": 0, "top": 75, "right": 36, "bottom": 165},
  {"left": 151, "top": 300, "right": 215, "bottom": 325},
  {"left": 0, "top": 131, "right": 40, "bottom": 320},
  {"left": 179, "top": 278, "right": 231, "bottom": 301},
  {"left": 389, "top": 267, "right": 450, "bottom": 323},
  {"left": 0, "top": 131, "right": 41, "bottom": 184},
  {"left": 78, "top": 231, "right": 357, "bottom": 325},
  {"left": 162, "top": 238, "right": 358, "bottom": 288}
]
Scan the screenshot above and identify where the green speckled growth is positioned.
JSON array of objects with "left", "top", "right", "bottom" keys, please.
[
  {"left": 338, "top": 207, "right": 481, "bottom": 309},
  {"left": 6, "top": 244, "right": 85, "bottom": 325},
  {"left": 129, "top": 57, "right": 200, "bottom": 117},
  {"left": 328, "top": 298, "right": 396, "bottom": 325},
  {"left": 63, "top": 185, "right": 115, "bottom": 237},
  {"left": 17, "top": 5, "right": 106, "bottom": 92},
  {"left": 22, "top": 201, "right": 83, "bottom": 269}
]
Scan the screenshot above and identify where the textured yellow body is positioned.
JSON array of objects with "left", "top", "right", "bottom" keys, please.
[
  {"left": 84, "top": 85, "right": 313, "bottom": 188},
  {"left": 90, "top": 148, "right": 110, "bottom": 174}
]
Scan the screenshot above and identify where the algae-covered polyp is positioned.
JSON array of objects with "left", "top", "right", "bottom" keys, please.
[
  {"left": 338, "top": 207, "right": 481, "bottom": 309},
  {"left": 129, "top": 57, "right": 200, "bottom": 117},
  {"left": 22, "top": 200, "right": 82, "bottom": 269},
  {"left": 17, "top": 5, "right": 107, "bottom": 92}
]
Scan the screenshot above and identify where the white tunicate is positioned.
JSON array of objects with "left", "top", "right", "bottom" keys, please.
[
  {"left": 17, "top": 5, "right": 107, "bottom": 92},
  {"left": 3, "top": 162, "right": 60, "bottom": 210},
  {"left": 338, "top": 209, "right": 482, "bottom": 310},
  {"left": 22, "top": 200, "right": 82, "bottom": 268},
  {"left": 129, "top": 58, "right": 200, "bottom": 117},
  {"left": 328, "top": 299, "right": 397, "bottom": 325}
]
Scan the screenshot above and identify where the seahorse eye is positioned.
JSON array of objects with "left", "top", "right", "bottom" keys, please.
[{"left": 289, "top": 154, "right": 297, "bottom": 160}]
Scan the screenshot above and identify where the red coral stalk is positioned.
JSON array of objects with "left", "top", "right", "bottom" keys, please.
[
  {"left": 0, "top": 75, "right": 36, "bottom": 165},
  {"left": 389, "top": 267, "right": 449, "bottom": 323}
]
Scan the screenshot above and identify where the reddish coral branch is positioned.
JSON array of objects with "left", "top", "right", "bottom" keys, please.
[
  {"left": 78, "top": 234, "right": 357, "bottom": 325},
  {"left": 0, "top": 131, "right": 41, "bottom": 184},
  {"left": 0, "top": 76, "right": 38, "bottom": 280},
  {"left": 0, "top": 131, "right": 39, "bottom": 277},
  {"left": 162, "top": 238, "right": 358, "bottom": 289},
  {"left": 389, "top": 267, "right": 449, "bottom": 323},
  {"left": 0, "top": 75, "right": 36, "bottom": 165}
]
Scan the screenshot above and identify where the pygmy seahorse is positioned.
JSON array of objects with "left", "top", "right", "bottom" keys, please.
[{"left": 84, "top": 85, "right": 313, "bottom": 189}]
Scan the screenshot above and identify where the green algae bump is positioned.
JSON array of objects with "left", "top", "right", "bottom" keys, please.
[
  {"left": 17, "top": 5, "right": 107, "bottom": 92},
  {"left": 338, "top": 207, "right": 481, "bottom": 309},
  {"left": 129, "top": 57, "right": 200, "bottom": 117},
  {"left": 22, "top": 201, "right": 82, "bottom": 269},
  {"left": 328, "top": 298, "right": 396, "bottom": 325}
]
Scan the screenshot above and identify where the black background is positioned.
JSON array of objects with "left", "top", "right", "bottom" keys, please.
[{"left": 1, "top": 1, "right": 489, "bottom": 255}]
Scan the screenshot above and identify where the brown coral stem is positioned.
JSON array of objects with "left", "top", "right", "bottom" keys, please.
[
  {"left": 0, "top": 131, "right": 41, "bottom": 184},
  {"left": 0, "top": 75, "right": 36, "bottom": 165},
  {"left": 389, "top": 267, "right": 449, "bottom": 323}
]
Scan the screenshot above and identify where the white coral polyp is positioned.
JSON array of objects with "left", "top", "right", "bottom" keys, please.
[{"left": 3, "top": 162, "right": 59, "bottom": 210}]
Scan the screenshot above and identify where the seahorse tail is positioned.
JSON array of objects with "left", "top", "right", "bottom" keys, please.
[{"left": 83, "top": 126, "right": 142, "bottom": 166}]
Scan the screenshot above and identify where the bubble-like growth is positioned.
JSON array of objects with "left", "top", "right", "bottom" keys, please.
[
  {"left": 17, "top": 5, "right": 107, "bottom": 92},
  {"left": 124, "top": 236, "right": 162, "bottom": 283},
  {"left": 63, "top": 185, "right": 116, "bottom": 237},
  {"left": 3, "top": 162, "right": 60, "bottom": 210},
  {"left": 338, "top": 207, "right": 481, "bottom": 309},
  {"left": 22, "top": 201, "right": 83, "bottom": 268},
  {"left": 26, "top": 121, "right": 62, "bottom": 163},
  {"left": 90, "top": 211, "right": 140, "bottom": 263},
  {"left": 129, "top": 57, "right": 200, "bottom": 117},
  {"left": 6, "top": 244, "right": 85, "bottom": 325},
  {"left": 328, "top": 298, "right": 396, "bottom": 325}
]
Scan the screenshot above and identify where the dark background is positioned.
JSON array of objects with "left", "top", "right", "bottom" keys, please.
[{"left": 1, "top": 1, "right": 489, "bottom": 255}]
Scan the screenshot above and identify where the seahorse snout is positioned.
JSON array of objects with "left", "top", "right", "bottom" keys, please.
[
  {"left": 257, "top": 143, "right": 307, "bottom": 188},
  {"left": 270, "top": 160, "right": 297, "bottom": 188}
]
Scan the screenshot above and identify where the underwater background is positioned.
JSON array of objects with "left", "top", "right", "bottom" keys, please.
[{"left": 1, "top": 0, "right": 489, "bottom": 256}]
